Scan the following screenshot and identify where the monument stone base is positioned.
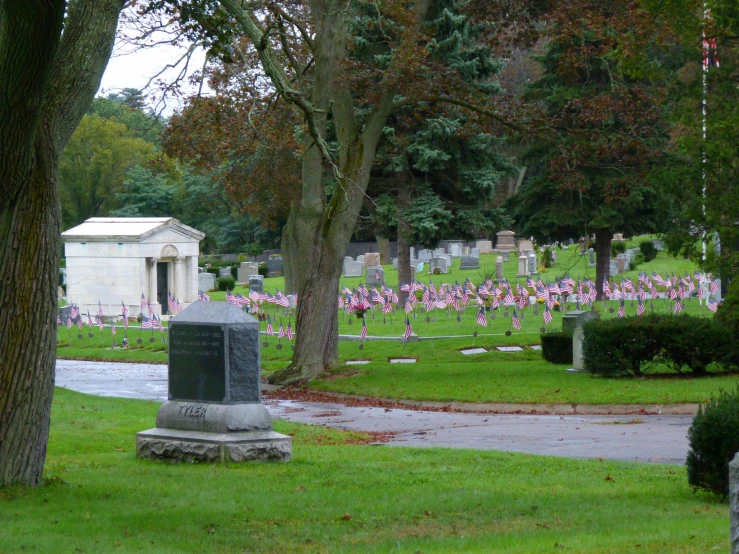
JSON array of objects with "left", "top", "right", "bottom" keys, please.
[{"left": 137, "top": 428, "right": 292, "bottom": 463}]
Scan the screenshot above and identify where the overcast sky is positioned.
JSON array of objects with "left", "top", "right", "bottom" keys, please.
[{"left": 98, "top": 27, "right": 208, "bottom": 115}]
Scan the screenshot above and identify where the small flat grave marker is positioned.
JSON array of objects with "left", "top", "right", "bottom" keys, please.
[
  {"left": 460, "top": 348, "right": 488, "bottom": 355},
  {"left": 346, "top": 360, "right": 371, "bottom": 365},
  {"left": 530, "top": 345, "right": 542, "bottom": 351},
  {"left": 496, "top": 346, "right": 524, "bottom": 352},
  {"left": 390, "top": 358, "right": 417, "bottom": 363}
]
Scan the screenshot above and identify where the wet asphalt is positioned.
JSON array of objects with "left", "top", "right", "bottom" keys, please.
[{"left": 55, "top": 359, "right": 692, "bottom": 464}]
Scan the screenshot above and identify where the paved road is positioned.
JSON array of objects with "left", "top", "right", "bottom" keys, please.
[{"left": 56, "top": 359, "right": 692, "bottom": 464}]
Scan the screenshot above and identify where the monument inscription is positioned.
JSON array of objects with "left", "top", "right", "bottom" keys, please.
[{"left": 169, "top": 324, "right": 226, "bottom": 402}]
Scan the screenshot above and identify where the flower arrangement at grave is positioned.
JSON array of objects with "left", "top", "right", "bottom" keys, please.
[{"left": 354, "top": 307, "right": 367, "bottom": 318}]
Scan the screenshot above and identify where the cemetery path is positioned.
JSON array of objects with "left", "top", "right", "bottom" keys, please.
[{"left": 55, "top": 359, "right": 690, "bottom": 464}]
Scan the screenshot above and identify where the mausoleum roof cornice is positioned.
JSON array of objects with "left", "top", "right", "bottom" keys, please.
[{"left": 62, "top": 217, "right": 205, "bottom": 242}]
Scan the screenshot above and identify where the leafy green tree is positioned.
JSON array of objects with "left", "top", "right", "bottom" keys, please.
[
  {"left": 88, "top": 94, "right": 166, "bottom": 145},
  {"left": 59, "top": 114, "right": 155, "bottom": 228},
  {"left": 510, "top": 0, "right": 673, "bottom": 297},
  {"left": 110, "top": 165, "right": 175, "bottom": 217}
]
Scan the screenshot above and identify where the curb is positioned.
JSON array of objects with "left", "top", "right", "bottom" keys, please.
[{"left": 267, "top": 388, "right": 700, "bottom": 416}]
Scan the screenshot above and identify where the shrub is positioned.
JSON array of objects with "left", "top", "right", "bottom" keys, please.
[
  {"left": 686, "top": 386, "right": 739, "bottom": 496},
  {"left": 630, "top": 252, "right": 645, "bottom": 270},
  {"left": 583, "top": 314, "right": 733, "bottom": 376},
  {"left": 715, "top": 277, "right": 739, "bottom": 341},
  {"left": 610, "top": 241, "right": 626, "bottom": 257},
  {"left": 231, "top": 266, "right": 238, "bottom": 280},
  {"left": 542, "top": 247, "right": 553, "bottom": 268},
  {"left": 217, "top": 276, "right": 235, "bottom": 291},
  {"left": 639, "top": 240, "right": 657, "bottom": 262},
  {"left": 540, "top": 331, "right": 572, "bottom": 364},
  {"left": 258, "top": 262, "right": 268, "bottom": 277}
]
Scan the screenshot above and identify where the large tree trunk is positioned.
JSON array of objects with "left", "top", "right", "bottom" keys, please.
[
  {"left": 0, "top": 0, "right": 123, "bottom": 486},
  {"left": 281, "top": 202, "right": 298, "bottom": 293},
  {"left": 594, "top": 229, "right": 612, "bottom": 301},
  {"left": 396, "top": 180, "right": 413, "bottom": 305},
  {"left": 376, "top": 234, "right": 390, "bottom": 265}
]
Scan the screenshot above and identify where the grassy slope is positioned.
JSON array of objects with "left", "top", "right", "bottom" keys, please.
[
  {"left": 0, "top": 389, "right": 727, "bottom": 553},
  {"left": 56, "top": 239, "right": 738, "bottom": 405}
]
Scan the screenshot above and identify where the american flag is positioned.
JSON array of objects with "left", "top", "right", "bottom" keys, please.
[
  {"left": 476, "top": 307, "right": 488, "bottom": 327},
  {"left": 383, "top": 298, "right": 393, "bottom": 315},
  {"left": 168, "top": 293, "right": 176, "bottom": 313},
  {"left": 710, "top": 280, "right": 720, "bottom": 294},
  {"left": 111, "top": 323, "right": 116, "bottom": 336},
  {"left": 278, "top": 322, "right": 286, "bottom": 338},
  {"left": 636, "top": 297, "right": 645, "bottom": 316},
  {"left": 57, "top": 314, "right": 62, "bottom": 325},
  {"left": 123, "top": 314, "right": 129, "bottom": 330},
  {"left": 198, "top": 290, "right": 210, "bottom": 301},
  {"left": 511, "top": 310, "right": 521, "bottom": 331},
  {"left": 71, "top": 305, "right": 80, "bottom": 320},
  {"left": 97, "top": 316, "right": 104, "bottom": 331},
  {"left": 360, "top": 318, "right": 367, "bottom": 340},
  {"left": 226, "top": 290, "right": 239, "bottom": 306},
  {"left": 87, "top": 311, "right": 93, "bottom": 328},
  {"left": 543, "top": 305, "right": 552, "bottom": 325},
  {"left": 98, "top": 300, "right": 104, "bottom": 320},
  {"left": 674, "top": 299, "right": 683, "bottom": 314},
  {"left": 148, "top": 302, "right": 153, "bottom": 318},
  {"left": 266, "top": 320, "right": 274, "bottom": 336},
  {"left": 66, "top": 317, "right": 72, "bottom": 329},
  {"left": 77, "top": 316, "right": 84, "bottom": 330},
  {"left": 141, "top": 316, "right": 153, "bottom": 329},
  {"left": 121, "top": 301, "right": 128, "bottom": 321},
  {"left": 404, "top": 300, "right": 413, "bottom": 314},
  {"left": 707, "top": 299, "right": 718, "bottom": 313},
  {"left": 286, "top": 321, "right": 293, "bottom": 341},
  {"left": 618, "top": 300, "right": 626, "bottom": 318},
  {"left": 140, "top": 292, "right": 146, "bottom": 312},
  {"left": 155, "top": 315, "right": 164, "bottom": 332},
  {"left": 403, "top": 318, "right": 413, "bottom": 341}
]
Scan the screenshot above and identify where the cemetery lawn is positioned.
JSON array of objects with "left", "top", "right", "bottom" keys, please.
[{"left": 0, "top": 389, "right": 727, "bottom": 553}]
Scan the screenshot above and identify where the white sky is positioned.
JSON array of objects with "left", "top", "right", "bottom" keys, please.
[{"left": 98, "top": 28, "right": 209, "bottom": 115}]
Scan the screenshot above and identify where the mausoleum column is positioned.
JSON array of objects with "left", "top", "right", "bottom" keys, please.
[
  {"left": 174, "top": 257, "right": 185, "bottom": 300},
  {"left": 148, "top": 258, "right": 158, "bottom": 308}
]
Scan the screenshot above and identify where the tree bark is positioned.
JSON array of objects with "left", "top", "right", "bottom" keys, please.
[
  {"left": 396, "top": 180, "right": 413, "bottom": 305},
  {"left": 281, "top": 202, "right": 298, "bottom": 293},
  {"left": 376, "top": 235, "right": 390, "bottom": 265},
  {"left": 0, "top": 0, "right": 123, "bottom": 486},
  {"left": 594, "top": 229, "right": 612, "bottom": 301}
]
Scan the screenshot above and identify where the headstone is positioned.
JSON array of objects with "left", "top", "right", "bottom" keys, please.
[
  {"left": 266, "top": 256, "right": 283, "bottom": 277},
  {"left": 652, "top": 239, "right": 664, "bottom": 251},
  {"left": 730, "top": 454, "right": 739, "bottom": 553},
  {"left": 237, "top": 262, "right": 259, "bottom": 282},
  {"left": 562, "top": 310, "right": 600, "bottom": 334},
  {"left": 527, "top": 252, "right": 537, "bottom": 275},
  {"left": 429, "top": 257, "right": 449, "bottom": 274},
  {"left": 609, "top": 260, "right": 619, "bottom": 277},
  {"left": 364, "top": 252, "right": 380, "bottom": 268},
  {"left": 60, "top": 267, "right": 66, "bottom": 285},
  {"left": 495, "top": 256, "right": 504, "bottom": 280},
  {"left": 199, "top": 272, "right": 216, "bottom": 292},
  {"left": 571, "top": 327, "right": 586, "bottom": 371},
  {"left": 616, "top": 253, "right": 630, "bottom": 272},
  {"left": 443, "top": 254, "right": 452, "bottom": 269},
  {"left": 418, "top": 249, "right": 432, "bottom": 262},
  {"left": 460, "top": 256, "right": 479, "bottom": 270},
  {"left": 344, "top": 256, "right": 353, "bottom": 262},
  {"left": 501, "top": 251, "right": 510, "bottom": 262},
  {"left": 470, "top": 248, "right": 480, "bottom": 258},
  {"left": 615, "top": 257, "right": 625, "bottom": 274},
  {"left": 449, "top": 243, "right": 463, "bottom": 258},
  {"left": 433, "top": 248, "right": 446, "bottom": 258},
  {"left": 366, "top": 266, "right": 385, "bottom": 286},
  {"left": 588, "top": 248, "right": 595, "bottom": 267},
  {"left": 136, "top": 302, "right": 291, "bottom": 462},
  {"left": 462, "top": 246, "right": 470, "bottom": 256},
  {"left": 517, "top": 255, "right": 529, "bottom": 277},
  {"left": 476, "top": 240, "right": 494, "bottom": 254},
  {"left": 356, "top": 255, "right": 365, "bottom": 266},
  {"left": 392, "top": 258, "right": 398, "bottom": 270},
  {"left": 612, "top": 233, "right": 626, "bottom": 242},
  {"left": 58, "top": 286, "right": 65, "bottom": 301},
  {"left": 248, "top": 275, "right": 264, "bottom": 294},
  {"left": 198, "top": 267, "right": 205, "bottom": 274},
  {"left": 625, "top": 248, "right": 640, "bottom": 263},
  {"left": 218, "top": 266, "right": 232, "bottom": 278},
  {"left": 517, "top": 239, "right": 534, "bottom": 253},
  {"left": 410, "top": 247, "right": 416, "bottom": 260},
  {"left": 59, "top": 305, "right": 73, "bottom": 323},
  {"left": 494, "top": 230, "right": 516, "bottom": 252},
  {"left": 579, "top": 238, "right": 587, "bottom": 255},
  {"left": 344, "top": 260, "right": 363, "bottom": 277}
]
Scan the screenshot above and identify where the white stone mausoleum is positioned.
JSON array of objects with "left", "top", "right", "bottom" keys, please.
[{"left": 62, "top": 217, "right": 205, "bottom": 318}]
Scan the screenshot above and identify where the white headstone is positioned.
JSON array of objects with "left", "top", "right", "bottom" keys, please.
[
  {"left": 517, "top": 255, "right": 529, "bottom": 277},
  {"left": 449, "top": 243, "right": 463, "bottom": 258},
  {"left": 496, "top": 256, "right": 504, "bottom": 280},
  {"left": 418, "top": 250, "right": 431, "bottom": 262},
  {"left": 366, "top": 266, "right": 385, "bottom": 286},
  {"left": 344, "top": 260, "right": 363, "bottom": 277},
  {"left": 476, "top": 240, "right": 494, "bottom": 254},
  {"left": 429, "top": 257, "right": 449, "bottom": 274}
]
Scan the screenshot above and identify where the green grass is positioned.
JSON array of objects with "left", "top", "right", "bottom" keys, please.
[{"left": 0, "top": 389, "right": 727, "bottom": 553}]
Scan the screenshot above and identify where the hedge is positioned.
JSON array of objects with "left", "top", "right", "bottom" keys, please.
[
  {"left": 216, "top": 276, "right": 236, "bottom": 291},
  {"left": 687, "top": 386, "right": 739, "bottom": 496},
  {"left": 639, "top": 240, "right": 657, "bottom": 262},
  {"left": 582, "top": 314, "right": 734, "bottom": 376},
  {"left": 540, "top": 331, "right": 573, "bottom": 364}
]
